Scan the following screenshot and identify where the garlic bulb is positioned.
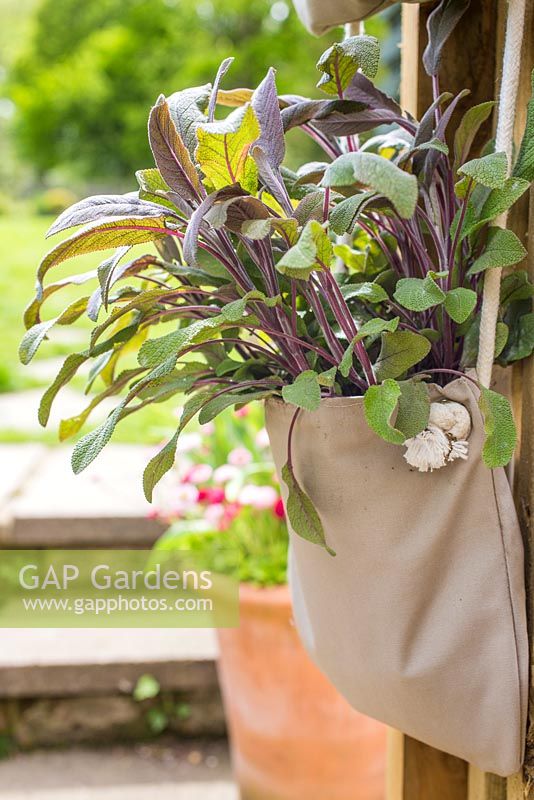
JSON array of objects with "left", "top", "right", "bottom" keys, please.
[
  {"left": 428, "top": 401, "right": 472, "bottom": 440},
  {"left": 403, "top": 400, "right": 472, "bottom": 473}
]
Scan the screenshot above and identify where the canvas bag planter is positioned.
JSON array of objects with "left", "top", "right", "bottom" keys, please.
[{"left": 265, "top": 377, "right": 528, "bottom": 777}]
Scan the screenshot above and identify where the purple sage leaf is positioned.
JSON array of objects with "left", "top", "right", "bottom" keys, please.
[
  {"left": 208, "top": 57, "right": 235, "bottom": 122},
  {"left": 252, "top": 68, "right": 285, "bottom": 170},
  {"left": 423, "top": 0, "right": 471, "bottom": 77},
  {"left": 47, "top": 195, "right": 171, "bottom": 238},
  {"left": 148, "top": 95, "right": 202, "bottom": 204}
]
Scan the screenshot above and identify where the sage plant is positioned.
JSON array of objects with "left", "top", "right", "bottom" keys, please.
[{"left": 21, "top": 0, "right": 534, "bottom": 550}]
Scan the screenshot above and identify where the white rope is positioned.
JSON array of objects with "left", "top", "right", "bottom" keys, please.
[
  {"left": 476, "top": 0, "right": 527, "bottom": 387},
  {"left": 345, "top": 21, "right": 366, "bottom": 37}
]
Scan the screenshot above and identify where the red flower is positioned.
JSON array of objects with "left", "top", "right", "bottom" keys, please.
[
  {"left": 273, "top": 497, "right": 285, "bottom": 519},
  {"left": 197, "top": 487, "right": 226, "bottom": 504}
]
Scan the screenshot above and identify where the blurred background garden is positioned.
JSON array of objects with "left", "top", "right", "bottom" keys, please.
[
  {"left": 0, "top": 2, "right": 401, "bottom": 794},
  {"left": 0, "top": 0, "right": 400, "bottom": 447}
]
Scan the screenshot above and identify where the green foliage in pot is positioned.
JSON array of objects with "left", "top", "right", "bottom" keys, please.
[{"left": 21, "top": 0, "right": 534, "bottom": 555}]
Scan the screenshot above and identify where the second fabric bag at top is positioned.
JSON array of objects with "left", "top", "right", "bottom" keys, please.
[{"left": 291, "top": 0, "right": 426, "bottom": 35}]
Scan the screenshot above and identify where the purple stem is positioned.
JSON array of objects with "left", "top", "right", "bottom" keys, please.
[
  {"left": 301, "top": 124, "right": 342, "bottom": 160},
  {"left": 305, "top": 280, "right": 346, "bottom": 360},
  {"left": 393, "top": 214, "right": 431, "bottom": 276},
  {"left": 412, "top": 367, "right": 479, "bottom": 388},
  {"left": 432, "top": 75, "right": 442, "bottom": 124},
  {"left": 243, "top": 324, "right": 339, "bottom": 369},
  {"left": 318, "top": 270, "right": 376, "bottom": 386},
  {"left": 346, "top": 135, "right": 358, "bottom": 152},
  {"left": 286, "top": 408, "right": 301, "bottom": 469},
  {"left": 291, "top": 281, "right": 298, "bottom": 337},
  {"left": 359, "top": 216, "right": 404, "bottom": 275},
  {"left": 415, "top": 206, "right": 448, "bottom": 270}
]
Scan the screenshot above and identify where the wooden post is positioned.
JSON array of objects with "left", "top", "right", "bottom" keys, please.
[
  {"left": 510, "top": 182, "right": 534, "bottom": 800},
  {"left": 400, "top": 0, "right": 502, "bottom": 129},
  {"left": 504, "top": 0, "right": 534, "bottom": 796},
  {"left": 397, "top": 1, "right": 533, "bottom": 796},
  {"left": 468, "top": 768, "right": 507, "bottom": 800},
  {"left": 387, "top": 733, "right": 468, "bottom": 800}
]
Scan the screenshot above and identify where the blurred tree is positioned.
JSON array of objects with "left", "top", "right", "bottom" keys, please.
[{"left": 9, "top": 0, "right": 398, "bottom": 183}]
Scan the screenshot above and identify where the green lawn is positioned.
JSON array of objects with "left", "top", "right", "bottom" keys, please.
[
  {"left": 0, "top": 215, "right": 73, "bottom": 392},
  {"left": 0, "top": 214, "right": 179, "bottom": 446}
]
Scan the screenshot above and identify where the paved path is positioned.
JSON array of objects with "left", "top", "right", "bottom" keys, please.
[
  {"left": 0, "top": 388, "right": 115, "bottom": 433},
  {"left": 0, "top": 743, "right": 237, "bottom": 799},
  {"left": 0, "top": 444, "right": 167, "bottom": 546}
]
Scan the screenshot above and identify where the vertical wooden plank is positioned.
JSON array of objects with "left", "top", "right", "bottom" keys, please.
[
  {"left": 506, "top": 771, "right": 527, "bottom": 800},
  {"left": 403, "top": 737, "right": 468, "bottom": 800},
  {"left": 386, "top": 728, "right": 405, "bottom": 800},
  {"left": 515, "top": 183, "right": 534, "bottom": 799},
  {"left": 387, "top": 731, "right": 468, "bottom": 800},
  {"left": 399, "top": 5, "right": 420, "bottom": 118},
  {"left": 400, "top": 0, "right": 501, "bottom": 147},
  {"left": 511, "top": 0, "right": 534, "bottom": 795},
  {"left": 468, "top": 766, "right": 507, "bottom": 800}
]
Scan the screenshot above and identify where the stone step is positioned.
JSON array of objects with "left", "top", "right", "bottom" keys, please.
[
  {"left": 0, "top": 445, "right": 166, "bottom": 547},
  {"left": 0, "top": 742, "right": 237, "bottom": 799},
  {"left": 0, "top": 628, "right": 218, "bottom": 697},
  {"left": 0, "top": 629, "right": 224, "bottom": 748},
  {"left": 0, "top": 443, "right": 226, "bottom": 748}
]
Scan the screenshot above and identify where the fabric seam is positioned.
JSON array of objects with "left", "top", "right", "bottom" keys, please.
[
  {"left": 464, "top": 377, "right": 525, "bottom": 767},
  {"left": 490, "top": 468, "right": 526, "bottom": 767}
]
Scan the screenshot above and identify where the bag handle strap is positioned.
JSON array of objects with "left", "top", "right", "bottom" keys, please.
[{"left": 476, "top": 0, "right": 527, "bottom": 386}]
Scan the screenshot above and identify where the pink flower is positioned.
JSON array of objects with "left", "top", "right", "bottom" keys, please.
[
  {"left": 238, "top": 484, "right": 278, "bottom": 509},
  {"left": 175, "top": 483, "right": 200, "bottom": 508},
  {"left": 235, "top": 406, "right": 250, "bottom": 418},
  {"left": 228, "top": 447, "right": 252, "bottom": 466},
  {"left": 205, "top": 504, "right": 225, "bottom": 525},
  {"left": 274, "top": 497, "right": 285, "bottom": 519},
  {"left": 200, "top": 421, "right": 215, "bottom": 435},
  {"left": 255, "top": 427, "right": 270, "bottom": 448},
  {"left": 155, "top": 482, "right": 199, "bottom": 519},
  {"left": 177, "top": 432, "right": 202, "bottom": 453},
  {"left": 213, "top": 464, "right": 240, "bottom": 484},
  {"left": 219, "top": 502, "right": 241, "bottom": 530},
  {"left": 197, "top": 487, "right": 225, "bottom": 504},
  {"left": 184, "top": 463, "right": 213, "bottom": 484}
]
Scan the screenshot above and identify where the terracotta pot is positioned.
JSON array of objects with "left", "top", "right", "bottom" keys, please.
[{"left": 217, "top": 584, "right": 386, "bottom": 800}]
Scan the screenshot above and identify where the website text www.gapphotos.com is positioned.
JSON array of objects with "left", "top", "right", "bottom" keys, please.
[{"left": 21, "top": 594, "right": 215, "bottom": 616}]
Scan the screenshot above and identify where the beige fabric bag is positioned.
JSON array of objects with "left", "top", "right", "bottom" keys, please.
[
  {"left": 265, "top": 377, "right": 528, "bottom": 776},
  {"left": 292, "top": 0, "right": 424, "bottom": 36}
]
